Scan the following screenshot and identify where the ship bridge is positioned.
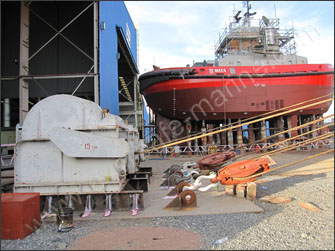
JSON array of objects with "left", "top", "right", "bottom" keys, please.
[{"left": 215, "top": 14, "right": 296, "bottom": 59}]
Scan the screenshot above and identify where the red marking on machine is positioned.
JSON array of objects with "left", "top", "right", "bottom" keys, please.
[{"left": 84, "top": 143, "right": 98, "bottom": 150}]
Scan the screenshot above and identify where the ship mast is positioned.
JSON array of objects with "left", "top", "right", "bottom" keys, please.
[
  {"left": 242, "top": 1, "right": 256, "bottom": 27},
  {"left": 214, "top": 1, "right": 297, "bottom": 62}
]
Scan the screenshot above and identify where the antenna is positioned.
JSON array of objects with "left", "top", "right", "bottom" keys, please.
[
  {"left": 274, "top": 3, "right": 277, "bottom": 19},
  {"left": 243, "top": 1, "right": 249, "bottom": 13},
  {"left": 243, "top": 1, "right": 256, "bottom": 19},
  {"left": 292, "top": 20, "right": 294, "bottom": 32}
]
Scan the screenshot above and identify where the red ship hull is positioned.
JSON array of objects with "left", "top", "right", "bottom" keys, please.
[{"left": 140, "top": 64, "right": 334, "bottom": 121}]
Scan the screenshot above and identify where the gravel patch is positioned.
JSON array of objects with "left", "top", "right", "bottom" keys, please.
[{"left": 1, "top": 151, "right": 333, "bottom": 250}]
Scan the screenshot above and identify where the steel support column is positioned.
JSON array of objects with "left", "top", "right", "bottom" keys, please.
[
  {"left": 215, "top": 129, "right": 221, "bottom": 146},
  {"left": 4, "top": 99, "right": 10, "bottom": 127},
  {"left": 220, "top": 120, "right": 227, "bottom": 149},
  {"left": 93, "top": 1, "right": 99, "bottom": 104},
  {"left": 220, "top": 130, "right": 226, "bottom": 150},
  {"left": 134, "top": 76, "right": 138, "bottom": 129},
  {"left": 248, "top": 123, "right": 255, "bottom": 144},
  {"left": 287, "top": 115, "right": 298, "bottom": 137},
  {"left": 208, "top": 124, "right": 214, "bottom": 144},
  {"left": 311, "top": 114, "right": 318, "bottom": 149},
  {"left": 227, "top": 119, "right": 234, "bottom": 147},
  {"left": 260, "top": 120, "right": 267, "bottom": 152},
  {"left": 19, "top": 1, "right": 30, "bottom": 124},
  {"left": 186, "top": 123, "right": 192, "bottom": 156},
  {"left": 193, "top": 121, "right": 199, "bottom": 154},
  {"left": 319, "top": 117, "right": 327, "bottom": 148},
  {"left": 319, "top": 117, "right": 325, "bottom": 128},
  {"left": 237, "top": 118, "right": 245, "bottom": 154},
  {"left": 278, "top": 116, "right": 285, "bottom": 141},
  {"left": 298, "top": 115, "right": 304, "bottom": 134},
  {"left": 201, "top": 120, "right": 207, "bottom": 146}
]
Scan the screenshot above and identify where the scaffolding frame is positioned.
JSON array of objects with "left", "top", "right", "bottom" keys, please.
[{"left": 12, "top": 1, "right": 99, "bottom": 124}]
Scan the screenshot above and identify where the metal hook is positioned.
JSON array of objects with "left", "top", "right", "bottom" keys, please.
[{"left": 184, "top": 172, "right": 217, "bottom": 191}]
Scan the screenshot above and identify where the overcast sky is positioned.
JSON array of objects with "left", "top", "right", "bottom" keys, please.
[{"left": 125, "top": 1, "right": 334, "bottom": 117}]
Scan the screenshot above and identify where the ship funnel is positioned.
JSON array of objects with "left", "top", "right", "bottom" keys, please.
[{"left": 265, "top": 28, "right": 276, "bottom": 46}]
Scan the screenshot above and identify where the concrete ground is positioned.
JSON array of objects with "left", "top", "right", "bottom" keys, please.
[
  {"left": 43, "top": 148, "right": 333, "bottom": 222},
  {"left": 68, "top": 152, "right": 264, "bottom": 221},
  {"left": 69, "top": 149, "right": 334, "bottom": 250},
  {"left": 46, "top": 149, "right": 333, "bottom": 220},
  {"left": 1, "top": 149, "right": 334, "bottom": 250}
]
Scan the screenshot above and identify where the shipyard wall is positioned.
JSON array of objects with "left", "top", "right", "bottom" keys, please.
[
  {"left": 99, "top": 1, "right": 138, "bottom": 116},
  {"left": 1, "top": 1, "right": 141, "bottom": 140}
]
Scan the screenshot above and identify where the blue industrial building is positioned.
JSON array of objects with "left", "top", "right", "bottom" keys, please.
[
  {"left": 1, "top": 1, "right": 149, "bottom": 141},
  {"left": 99, "top": 1, "right": 137, "bottom": 115}
]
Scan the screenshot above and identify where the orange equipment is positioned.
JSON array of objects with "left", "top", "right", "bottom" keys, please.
[{"left": 210, "top": 155, "right": 276, "bottom": 185}]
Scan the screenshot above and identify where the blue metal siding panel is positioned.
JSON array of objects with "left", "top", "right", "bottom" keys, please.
[
  {"left": 99, "top": 1, "right": 137, "bottom": 115},
  {"left": 142, "top": 99, "right": 150, "bottom": 142},
  {"left": 119, "top": 2, "right": 137, "bottom": 63}
]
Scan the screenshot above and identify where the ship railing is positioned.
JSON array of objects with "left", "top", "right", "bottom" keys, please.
[
  {"left": 215, "top": 33, "right": 258, "bottom": 56},
  {"left": 215, "top": 17, "right": 280, "bottom": 55},
  {"left": 230, "top": 16, "right": 274, "bottom": 29},
  {"left": 277, "top": 27, "right": 296, "bottom": 54},
  {"left": 215, "top": 27, "right": 229, "bottom": 52},
  {"left": 147, "top": 140, "right": 333, "bottom": 155},
  {"left": 259, "top": 18, "right": 280, "bottom": 29},
  {"left": 278, "top": 27, "right": 295, "bottom": 39}
]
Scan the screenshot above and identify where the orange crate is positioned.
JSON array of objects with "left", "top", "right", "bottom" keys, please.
[{"left": 1, "top": 193, "right": 40, "bottom": 240}]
